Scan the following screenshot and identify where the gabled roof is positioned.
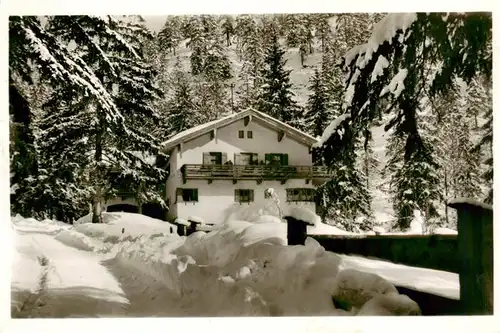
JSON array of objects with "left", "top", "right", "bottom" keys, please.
[{"left": 161, "top": 108, "right": 319, "bottom": 152}]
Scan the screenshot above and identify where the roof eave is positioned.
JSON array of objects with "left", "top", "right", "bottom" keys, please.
[{"left": 161, "top": 109, "right": 319, "bottom": 151}]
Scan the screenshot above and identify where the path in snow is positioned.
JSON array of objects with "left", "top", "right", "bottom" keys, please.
[
  {"left": 102, "top": 257, "right": 187, "bottom": 317},
  {"left": 12, "top": 228, "right": 129, "bottom": 318}
]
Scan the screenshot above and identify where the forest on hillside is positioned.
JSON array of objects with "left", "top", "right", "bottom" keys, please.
[{"left": 9, "top": 13, "right": 492, "bottom": 232}]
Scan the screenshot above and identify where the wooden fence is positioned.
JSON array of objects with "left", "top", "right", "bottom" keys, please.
[{"left": 284, "top": 200, "right": 493, "bottom": 315}]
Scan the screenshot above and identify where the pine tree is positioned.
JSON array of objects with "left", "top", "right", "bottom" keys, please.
[
  {"left": 235, "top": 15, "right": 258, "bottom": 60},
  {"left": 158, "top": 16, "right": 182, "bottom": 55},
  {"left": 303, "top": 68, "right": 331, "bottom": 138},
  {"left": 255, "top": 33, "right": 299, "bottom": 125},
  {"left": 316, "top": 146, "right": 372, "bottom": 232},
  {"left": 43, "top": 15, "right": 166, "bottom": 223},
  {"left": 165, "top": 70, "right": 200, "bottom": 135},
  {"left": 470, "top": 76, "right": 493, "bottom": 204},
  {"left": 315, "top": 14, "right": 332, "bottom": 52},
  {"left": 221, "top": 15, "right": 235, "bottom": 47}
]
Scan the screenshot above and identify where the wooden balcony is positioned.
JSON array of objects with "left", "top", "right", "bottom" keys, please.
[{"left": 180, "top": 164, "right": 330, "bottom": 184}]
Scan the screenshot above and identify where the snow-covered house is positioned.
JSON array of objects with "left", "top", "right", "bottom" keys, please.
[{"left": 162, "top": 108, "right": 329, "bottom": 224}]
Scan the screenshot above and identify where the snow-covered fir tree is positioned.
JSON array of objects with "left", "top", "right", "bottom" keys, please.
[
  {"left": 427, "top": 84, "right": 483, "bottom": 227},
  {"left": 314, "top": 14, "right": 333, "bottom": 52},
  {"left": 41, "top": 15, "right": 167, "bottom": 223},
  {"left": 316, "top": 13, "right": 492, "bottom": 230},
  {"left": 9, "top": 16, "right": 123, "bottom": 220},
  {"left": 158, "top": 16, "right": 183, "bottom": 55},
  {"left": 254, "top": 33, "right": 301, "bottom": 126},
  {"left": 303, "top": 68, "right": 331, "bottom": 138},
  {"left": 165, "top": 69, "right": 200, "bottom": 135},
  {"left": 221, "top": 15, "right": 235, "bottom": 47},
  {"left": 470, "top": 76, "right": 493, "bottom": 204}
]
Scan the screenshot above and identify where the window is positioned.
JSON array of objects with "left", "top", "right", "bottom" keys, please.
[
  {"left": 265, "top": 153, "right": 289, "bottom": 166},
  {"left": 235, "top": 189, "right": 254, "bottom": 203},
  {"left": 247, "top": 130, "right": 253, "bottom": 139},
  {"left": 238, "top": 130, "right": 245, "bottom": 138},
  {"left": 286, "top": 188, "right": 315, "bottom": 202},
  {"left": 176, "top": 188, "right": 198, "bottom": 203},
  {"left": 203, "top": 152, "right": 227, "bottom": 165}
]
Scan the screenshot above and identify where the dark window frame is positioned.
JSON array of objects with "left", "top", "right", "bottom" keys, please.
[
  {"left": 238, "top": 130, "right": 245, "bottom": 138},
  {"left": 286, "top": 188, "right": 315, "bottom": 202},
  {"left": 247, "top": 130, "right": 253, "bottom": 139},
  {"left": 176, "top": 188, "right": 199, "bottom": 203},
  {"left": 234, "top": 189, "right": 255, "bottom": 203}
]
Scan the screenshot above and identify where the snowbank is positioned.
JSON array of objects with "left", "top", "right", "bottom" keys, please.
[
  {"left": 331, "top": 268, "right": 398, "bottom": 310},
  {"left": 74, "top": 212, "right": 177, "bottom": 243},
  {"left": 187, "top": 215, "right": 205, "bottom": 224},
  {"left": 308, "top": 223, "right": 354, "bottom": 235},
  {"left": 175, "top": 218, "right": 190, "bottom": 226},
  {"left": 286, "top": 206, "right": 320, "bottom": 226},
  {"left": 357, "top": 293, "right": 421, "bottom": 315},
  {"left": 432, "top": 228, "right": 458, "bottom": 235},
  {"left": 12, "top": 213, "right": 427, "bottom": 316}
]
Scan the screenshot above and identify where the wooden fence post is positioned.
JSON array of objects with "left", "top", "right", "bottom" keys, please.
[
  {"left": 284, "top": 216, "right": 308, "bottom": 246},
  {"left": 448, "top": 200, "right": 493, "bottom": 315}
]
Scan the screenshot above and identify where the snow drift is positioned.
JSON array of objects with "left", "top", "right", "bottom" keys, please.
[{"left": 12, "top": 212, "right": 423, "bottom": 316}]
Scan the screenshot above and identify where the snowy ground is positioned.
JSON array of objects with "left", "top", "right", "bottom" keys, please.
[{"left": 11, "top": 212, "right": 459, "bottom": 317}]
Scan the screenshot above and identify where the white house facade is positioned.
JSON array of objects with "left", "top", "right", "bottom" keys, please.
[{"left": 162, "top": 108, "right": 329, "bottom": 225}]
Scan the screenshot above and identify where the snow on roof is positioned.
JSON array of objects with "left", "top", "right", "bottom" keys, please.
[
  {"left": 447, "top": 198, "right": 493, "bottom": 211},
  {"left": 286, "top": 207, "right": 320, "bottom": 226},
  {"left": 175, "top": 218, "right": 190, "bottom": 226},
  {"left": 161, "top": 108, "right": 319, "bottom": 151},
  {"left": 162, "top": 114, "right": 235, "bottom": 149},
  {"left": 307, "top": 223, "right": 354, "bottom": 235},
  {"left": 313, "top": 113, "right": 351, "bottom": 148},
  {"left": 187, "top": 216, "right": 205, "bottom": 224},
  {"left": 432, "top": 228, "right": 458, "bottom": 235}
]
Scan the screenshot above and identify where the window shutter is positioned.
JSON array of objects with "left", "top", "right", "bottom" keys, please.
[
  {"left": 282, "top": 154, "right": 289, "bottom": 166},
  {"left": 203, "top": 153, "right": 211, "bottom": 165},
  {"left": 221, "top": 153, "right": 228, "bottom": 164},
  {"left": 193, "top": 189, "right": 199, "bottom": 201},
  {"left": 176, "top": 188, "right": 183, "bottom": 202},
  {"left": 234, "top": 153, "right": 242, "bottom": 165},
  {"left": 249, "top": 190, "right": 254, "bottom": 202},
  {"left": 265, "top": 154, "right": 272, "bottom": 165},
  {"left": 252, "top": 153, "right": 259, "bottom": 165},
  {"left": 234, "top": 189, "right": 239, "bottom": 202}
]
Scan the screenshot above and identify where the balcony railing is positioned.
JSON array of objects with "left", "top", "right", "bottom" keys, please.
[{"left": 180, "top": 164, "right": 330, "bottom": 184}]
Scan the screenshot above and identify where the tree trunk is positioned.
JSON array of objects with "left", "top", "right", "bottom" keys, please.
[
  {"left": 92, "top": 193, "right": 102, "bottom": 223},
  {"left": 91, "top": 129, "right": 103, "bottom": 224},
  {"left": 226, "top": 32, "right": 230, "bottom": 47},
  {"left": 444, "top": 168, "right": 449, "bottom": 226}
]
